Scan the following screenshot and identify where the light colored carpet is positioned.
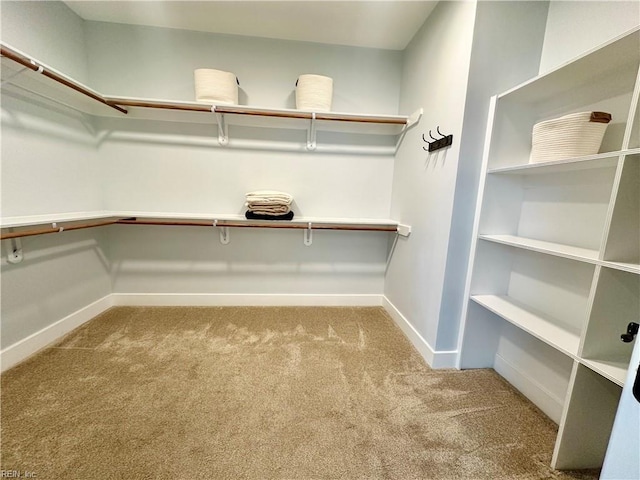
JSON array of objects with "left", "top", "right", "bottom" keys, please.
[{"left": 1, "top": 306, "right": 599, "bottom": 479}]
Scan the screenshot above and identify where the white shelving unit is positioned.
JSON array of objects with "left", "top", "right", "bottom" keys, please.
[
  {"left": 0, "top": 42, "right": 421, "bottom": 155},
  {"left": 460, "top": 27, "right": 640, "bottom": 471}
]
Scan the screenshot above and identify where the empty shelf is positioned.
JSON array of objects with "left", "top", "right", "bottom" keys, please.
[
  {"left": 471, "top": 294, "right": 581, "bottom": 358},
  {"left": 581, "top": 358, "right": 630, "bottom": 386},
  {"left": 479, "top": 235, "right": 599, "bottom": 264},
  {"left": 487, "top": 151, "right": 627, "bottom": 176}
]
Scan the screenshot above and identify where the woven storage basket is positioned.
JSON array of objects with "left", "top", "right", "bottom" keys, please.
[
  {"left": 194, "top": 68, "right": 238, "bottom": 105},
  {"left": 529, "top": 111, "right": 611, "bottom": 163},
  {"left": 296, "top": 74, "right": 333, "bottom": 112}
]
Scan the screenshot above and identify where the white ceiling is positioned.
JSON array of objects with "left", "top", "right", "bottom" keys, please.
[{"left": 63, "top": 1, "right": 439, "bottom": 51}]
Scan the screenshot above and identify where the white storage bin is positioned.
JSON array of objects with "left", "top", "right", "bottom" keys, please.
[
  {"left": 295, "top": 74, "right": 333, "bottom": 112},
  {"left": 529, "top": 111, "right": 611, "bottom": 163},
  {"left": 194, "top": 68, "right": 238, "bottom": 105}
]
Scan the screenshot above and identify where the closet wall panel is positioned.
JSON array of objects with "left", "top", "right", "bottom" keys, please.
[
  {"left": 82, "top": 20, "right": 402, "bottom": 297},
  {"left": 1, "top": 1, "right": 111, "bottom": 357}
]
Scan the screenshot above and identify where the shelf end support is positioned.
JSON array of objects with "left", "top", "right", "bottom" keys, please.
[
  {"left": 397, "top": 224, "right": 411, "bottom": 237},
  {"left": 6, "top": 237, "right": 23, "bottom": 264},
  {"left": 304, "top": 222, "right": 313, "bottom": 246},
  {"left": 306, "top": 112, "right": 317, "bottom": 151},
  {"left": 212, "top": 106, "right": 229, "bottom": 146}
]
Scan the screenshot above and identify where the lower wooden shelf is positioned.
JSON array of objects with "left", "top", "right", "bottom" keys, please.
[{"left": 0, "top": 211, "right": 408, "bottom": 240}]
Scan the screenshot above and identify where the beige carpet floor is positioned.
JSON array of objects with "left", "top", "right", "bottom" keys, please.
[{"left": 1, "top": 306, "right": 599, "bottom": 479}]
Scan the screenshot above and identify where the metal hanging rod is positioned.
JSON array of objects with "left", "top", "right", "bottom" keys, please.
[
  {"left": 1, "top": 216, "right": 406, "bottom": 241},
  {"left": 0, "top": 44, "right": 128, "bottom": 115},
  {"left": 0, "top": 218, "right": 125, "bottom": 240},
  {"left": 116, "top": 217, "right": 400, "bottom": 232},
  {"left": 104, "top": 98, "right": 410, "bottom": 126}
]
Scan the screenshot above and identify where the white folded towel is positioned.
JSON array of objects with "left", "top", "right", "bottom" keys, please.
[
  {"left": 245, "top": 190, "right": 293, "bottom": 206},
  {"left": 249, "top": 205, "right": 291, "bottom": 215}
]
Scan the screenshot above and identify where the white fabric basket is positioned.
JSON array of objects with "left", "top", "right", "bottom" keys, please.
[
  {"left": 194, "top": 68, "right": 238, "bottom": 105},
  {"left": 296, "top": 74, "right": 333, "bottom": 112},
  {"left": 529, "top": 111, "right": 611, "bottom": 163}
]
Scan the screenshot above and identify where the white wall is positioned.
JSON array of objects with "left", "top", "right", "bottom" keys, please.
[
  {"left": 0, "top": 3, "right": 110, "bottom": 354},
  {"left": 539, "top": 1, "right": 640, "bottom": 73},
  {"left": 0, "top": 0, "right": 89, "bottom": 83},
  {"left": 385, "top": 1, "right": 477, "bottom": 354},
  {"left": 85, "top": 21, "right": 402, "bottom": 114},
  {"left": 439, "top": 1, "right": 548, "bottom": 352},
  {"left": 0, "top": 230, "right": 111, "bottom": 350},
  {"left": 0, "top": 99, "right": 110, "bottom": 352},
  {"left": 83, "top": 22, "right": 402, "bottom": 297}
]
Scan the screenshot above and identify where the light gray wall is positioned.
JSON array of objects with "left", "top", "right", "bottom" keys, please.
[
  {"left": 0, "top": 2, "right": 109, "bottom": 350},
  {"left": 85, "top": 21, "right": 402, "bottom": 114},
  {"left": 438, "top": 1, "right": 549, "bottom": 351},
  {"left": 0, "top": 0, "right": 89, "bottom": 83},
  {"left": 0, "top": 96, "right": 110, "bottom": 350},
  {"left": 1, "top": 230, "right": 111, "bottom": 349},
  {"left": 83, "top": 21, "right": 402, "bottom": 297},
  {"left": 385, "top": 1, "right": 477, "bottom": 350},
  {"left": 539, "top": 0, "right": 640, "bottom": 73}
]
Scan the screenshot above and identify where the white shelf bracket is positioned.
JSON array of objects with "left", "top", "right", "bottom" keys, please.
[
  {"left": 395, "top": 107, "right": 423, "bottom": 154},
  {"left": 304, "top": 222, "right": 313, "bottom": 246},
  {"left": 6, "top": 237, "right": 23, "bottom": 264},
  {"left": 212, "top": 106, "right": 229, "bottom": 146},
  {"left": 306, "top": 112, "right": 317, "bottom": 151},
  {"left": 213, "top": 220, "right": 230, "bottom": 245},
  {"left": 397, "top": 224, "right": 412, "bottom": 237},
  {"left": 407, "top": 108, "right": 424, "bottom": 130}
]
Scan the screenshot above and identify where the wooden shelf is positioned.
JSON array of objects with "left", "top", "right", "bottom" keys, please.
[
  {"left": 471, "top": 294, "right": 581, "bottom": 359},
  {"left": 0, "top": 211, "right": 407, "bottom": 240},
  {"left": 1, "top": 41, "right": 419, "bottom": 149},
  {"left": 479, "top": 234, "right": 600, "bottom": 264}
]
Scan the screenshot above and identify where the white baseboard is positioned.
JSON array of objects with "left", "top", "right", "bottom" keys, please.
[
  {"left": 1, "top": 293, "right": 383, "bottom": 371},
  {"left": 4, "top": 293, "right": 459, "bottom": 373},
  {"left": 0, "top": 295, "right": 113, "bottom": 372},
  {"left": 494, "top": 353, "right": 564, "bottom": 424},
  {"left": 111, "top": 293, "right": 384, "bottom": 307},
  {"left": 382, "top": 296, "right": 458, "bottom": 369}
]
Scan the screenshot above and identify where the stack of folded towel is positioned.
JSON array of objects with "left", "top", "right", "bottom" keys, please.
[{"left": 245, "top": 190, "right": 294, "bottom": 220}]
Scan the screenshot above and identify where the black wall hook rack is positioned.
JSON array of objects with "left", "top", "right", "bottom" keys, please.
[{"left": 423, "top": 127, "right": 453, "bottom": 152}]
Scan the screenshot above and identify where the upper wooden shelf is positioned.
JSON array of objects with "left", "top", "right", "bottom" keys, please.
[{"left": 0, "top": 42, "right": 421, "bottom": 148}]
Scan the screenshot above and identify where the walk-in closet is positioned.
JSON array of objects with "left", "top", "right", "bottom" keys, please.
[{"left": 1, "top": 1, "right": 638, "bottom": 478}]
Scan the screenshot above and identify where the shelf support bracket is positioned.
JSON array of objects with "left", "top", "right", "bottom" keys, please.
[
  {"left": 212, "top": 106, "right": 229, "bottom": 146},
  {"left": 6, "top": 236, "right": 23, "bottom": 264},
  {"left": 395, "top": 107, "right": 423, "bottom": 154},
  {"left": 213, "top": 220, "right": 230, "bottom": 245},
  {"left": 307, "top": 112, "right": 317, "bottom": 151},
  {"left": 304, "top": 222, "right": 313, "bottom": 246},
  {"left": 397, "top": 224, "right": 412, "bottom": 237}
]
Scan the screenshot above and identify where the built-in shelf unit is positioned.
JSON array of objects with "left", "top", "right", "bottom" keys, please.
[{"left": 460, "top": 27, "right": 640, "bottom": 471}]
